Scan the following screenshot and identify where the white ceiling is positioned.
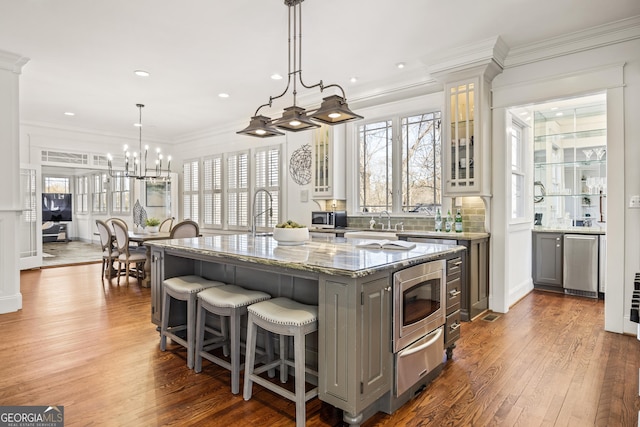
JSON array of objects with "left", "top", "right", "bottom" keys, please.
[{"left": 1, "top": 0, "right": 639, "bottom": 143}]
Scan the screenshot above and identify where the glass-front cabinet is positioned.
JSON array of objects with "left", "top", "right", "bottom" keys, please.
[
  {"left": 533, "top": 95, "right": 607, "bottom": 228},
  {"left": 312, "top": 124, "right": 345, "bottom": 199},
  {"left": 448, "top": 80, "right": 476, "bottom": 191}
]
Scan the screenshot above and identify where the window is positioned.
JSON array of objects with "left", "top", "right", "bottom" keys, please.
[
  {"left": 254, "top": 146, "right": 280, "bottom": 229},
  {"left": 110, "top": 173, "right": 131, "bottom": 214},
  {"left": 511, "top": 120, "right": 526, "bottom": 220},
  {"left": 401, "top": 112, "right": 442, "bottom": 213},
  {"left": 92, "top": 173, "right": 108, "bottom": 213},
  {"left": 183, "top": 159, "right": 199, "bottom": 223},
  {"left": 43, "top": 176, "right": 69, "bottom": 193},
  {"left": 358, "top": 111, "right": 441, "bottom": 214},
  {"left": 359, "top": 120, "right": 392, "bottom": 213},
  {"left": 76, "top": 176, "right": 88, "bottom": 214},
  {"left": 226, "top": 151, "right": 249, "bottom": 229},
  {"left": 202, "top": 155, "right": 223, "bottom": 228}
]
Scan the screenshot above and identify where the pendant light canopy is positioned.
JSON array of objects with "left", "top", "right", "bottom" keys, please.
[{"left": 237, "top": 0, "right": 362, "bottom": 138}]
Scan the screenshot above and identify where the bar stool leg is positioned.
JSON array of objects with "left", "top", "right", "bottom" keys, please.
[
  {"left": 160, "top": 290, "right": 171, "bottom": 351},
  {"left": 294, "top": 329, "right": 306, "bottom": 427},
  {"left": 229, "top": 307, "right": 241, "bottom": 394},
  {"left": 243, "top": 316, "right": 258, "bottom": 401},
  {"left": 280, "top": 334, "right": 288, "bottom": 383},
  {"left": 186, "top": 294, "right": 196, "bottom": 369},
  {"left": 194, "top": 300, "right": 206, "bottom": 373}
]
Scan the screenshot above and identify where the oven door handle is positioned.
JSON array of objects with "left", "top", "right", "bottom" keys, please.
[{"left": 398, "top": 327, "right": 442, "bottom": 357}]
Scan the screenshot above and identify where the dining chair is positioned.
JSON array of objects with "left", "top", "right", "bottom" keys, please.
[
  {"left": 170, "top": 220, "right": 200, "bottom": 238},
  {"left": 95, "top": 219, "right": 119, "bottom": 280},
  {"left": 159, "top": 217, "right": 174, "bottom": 233},
  {"left": 112, "top": 220, "right": 147, "bottom": 285}
]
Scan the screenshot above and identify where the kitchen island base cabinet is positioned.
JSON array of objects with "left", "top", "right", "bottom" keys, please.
[
  {"left": 532, "top": 232, "right": 563, "bottom": 290},
  {"left": 148, "top": 236, "right": 466, "bottom": 427}
]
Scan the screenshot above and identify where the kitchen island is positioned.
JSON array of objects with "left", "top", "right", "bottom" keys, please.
[{"left": 146, "top": 234, "right": 465, "bottom": 426}]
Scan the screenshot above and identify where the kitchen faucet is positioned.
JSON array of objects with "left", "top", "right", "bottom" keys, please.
[
  {"left": 251, "top": 188, "right": 273, "bottom": 236},
  {"left": 379, "top": 210, "right": 391, "bottom": 230}
]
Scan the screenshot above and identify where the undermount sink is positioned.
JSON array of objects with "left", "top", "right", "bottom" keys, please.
[{"left": 343, "top": 231, "right": 398, "bottom": 240}]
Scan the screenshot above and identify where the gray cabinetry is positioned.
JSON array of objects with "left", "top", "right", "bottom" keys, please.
[
  {"left": 319, "top": 272, "right": 391, "bottom": 419},
  {"left": 406, "top": 236, "right": 489, "bottom": 321},
  {"left": 444, "top": 256, "right": 462, "bottom": 359},
  {"left": 532, "top": 232, "right": 563, "bottom": 288}
]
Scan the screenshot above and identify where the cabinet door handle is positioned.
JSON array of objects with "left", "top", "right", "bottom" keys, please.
[
  {"left": 452, "top": 261, "right": 462, "bottom": 266},
  {"left": 556, "top": 244, "right": 560, "bottom": 248},
  {"left": 450, "top": 322, "right": 460, "bottom": 331},
  {"left": 384, "top": 286, "right": 391, "bottom": 292},
  {"left": 449, "top": 289, "right": 461, "bottom": 297}
]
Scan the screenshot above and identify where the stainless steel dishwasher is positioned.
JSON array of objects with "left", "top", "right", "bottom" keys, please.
[{"left": 563, "top": 234, "right": 599, "bottom": 298}]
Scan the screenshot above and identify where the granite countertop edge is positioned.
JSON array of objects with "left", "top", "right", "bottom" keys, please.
[{"left": 147, "top": 238, "right": 467, "bottom": 278}]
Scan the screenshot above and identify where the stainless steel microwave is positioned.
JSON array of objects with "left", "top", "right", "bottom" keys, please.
[{"left": 311, "top": 211, "right": 347, "bottom": 229}]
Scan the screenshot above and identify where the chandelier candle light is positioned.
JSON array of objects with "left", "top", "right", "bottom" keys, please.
[
  {"left": 107, "top": 104, "right": 171, "bottom": 180},
  {"left": 237, "top": 0, "right": 363, "bottom": 138}
]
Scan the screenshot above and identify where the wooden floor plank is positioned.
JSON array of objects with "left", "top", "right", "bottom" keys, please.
[{"left": 2, "top": 265, "right": 640, "bottom": 426}]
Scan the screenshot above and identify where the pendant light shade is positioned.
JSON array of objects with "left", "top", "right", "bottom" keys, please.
[
  {"left": 238, "top": 0, "right": 362, "bottom": 138},
  {"left": 273, "top": 106, "right": 320, "bottom": 131},
  {"left": 237, "top": 115, "right": 284, "bottom": 138},
  {"left": 310, "top": 95, "right": 364, "bottom": 124}
]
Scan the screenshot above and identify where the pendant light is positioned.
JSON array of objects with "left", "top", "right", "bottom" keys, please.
[
  {"left": 237, "top": 0, "right": 362, "bottom": 138},
  {"left": 107, "top": 104, "right": 171, "bottom": 181}
]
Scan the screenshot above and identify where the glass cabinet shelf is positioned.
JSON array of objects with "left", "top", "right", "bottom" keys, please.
[
  {"left": 533, "top": 128, "right": 606, "bottom": 143},
  {"left": 535, "top": 159, "right": 606, "bottom": 168}
]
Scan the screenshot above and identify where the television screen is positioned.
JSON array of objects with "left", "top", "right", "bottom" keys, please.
[{"left": 42, "top": 193, "right": 73, "bottom": 222}]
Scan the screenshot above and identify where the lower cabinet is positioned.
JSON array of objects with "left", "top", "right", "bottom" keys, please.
[
  {"left": 445, "top": 256, "right": 462, "bottom": 359},
  {"left": 319, "top": 271, "right": 391, "bottom": 418},
  {"left": 406, "top": 236, "right": 489, "bottom": 321},
  {"left": 532, "top": 232, "right": 563, "bottom": 289}
]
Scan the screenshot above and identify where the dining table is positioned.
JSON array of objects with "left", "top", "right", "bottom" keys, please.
[{"left": 128, "top": 231, "right": 171, "bottom": 287}]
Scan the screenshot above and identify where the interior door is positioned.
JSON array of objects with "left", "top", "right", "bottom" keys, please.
[{"left": 19, "top": 164, "right": 42, "bottom": 270}]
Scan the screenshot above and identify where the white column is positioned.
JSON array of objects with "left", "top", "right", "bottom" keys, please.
[{"left": 0, "top": 50, "right": 29, "bottom": 314}]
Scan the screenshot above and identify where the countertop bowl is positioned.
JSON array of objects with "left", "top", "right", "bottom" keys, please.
[{"left": 273, "top": 227, "right": 309, "bottom": 246}]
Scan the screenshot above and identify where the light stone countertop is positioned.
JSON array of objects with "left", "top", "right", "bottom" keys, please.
[
  {"left": 310, "top": 227, "right": 489, "bottom": 241},
  {"left": 146, "top": 234, "right": 466, "bottom": 278}
]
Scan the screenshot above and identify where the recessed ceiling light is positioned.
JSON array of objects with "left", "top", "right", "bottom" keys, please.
[
  {"left": 271, "top": 73, "right": 283, "bottom": 80},
  {"left": 350, "top": 77, "right": 358, "bottom": 83},
  {"left": 550, "top": 107, "right": 558, "bottom": 110},
  {"left": 218, "top": 93, "right": 230, "bottom": 98},
  {"left": 64, "top": 112, "right": 75, "bottom": 116},
  {"left": 134, "top": 70, "right": 150, "bottom": 77},
  {"left": 134, "top": 123, "right": 142, "bottom": 127},
  {"left": 396, "top": 62, "right": 405, "bottom": 69},
  {"left": 555, "top": 112, "right": 563, "bottom": 117}
]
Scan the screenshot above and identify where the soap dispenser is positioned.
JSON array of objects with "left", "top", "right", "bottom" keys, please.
[{"left": 369, "top": 216, "right": 376, "bottom": 230}]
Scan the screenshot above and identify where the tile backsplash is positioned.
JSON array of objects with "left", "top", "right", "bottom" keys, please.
[{"left": 346, "top": 197, "right": 486, "bottom": 233}]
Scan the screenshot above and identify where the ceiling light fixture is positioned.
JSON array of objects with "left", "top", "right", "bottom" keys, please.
[
  {"left": 134, "top": 70, "right": 150, "bottom": 77},
  {"left": 107, "top": 104, "right": 171, "bottom": 181},
  {"left": 237, "top": 0, "right": 362, "bottom": 138}
]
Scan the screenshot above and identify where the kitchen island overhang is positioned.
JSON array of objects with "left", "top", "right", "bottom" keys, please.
[{"left": 146, "top": 234, "right": 466, "bottom": 426}]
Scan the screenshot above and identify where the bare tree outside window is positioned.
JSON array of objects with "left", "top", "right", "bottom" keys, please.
[
  {"left": 358, "top": 112, "right": 441, "bottom": 214},
  {"left": 402, "top": 112, "right": 441, "bottom": 214}
]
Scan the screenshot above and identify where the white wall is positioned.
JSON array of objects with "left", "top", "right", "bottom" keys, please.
[{"left": 492, "top": 38, "right": 640, "bottom": 334}]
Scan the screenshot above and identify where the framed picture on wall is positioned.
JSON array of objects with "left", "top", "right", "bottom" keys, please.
[{"left": 146, "top": 182, "right": 167, "bottom": 207}]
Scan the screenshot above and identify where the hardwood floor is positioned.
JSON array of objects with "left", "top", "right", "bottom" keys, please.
[{"left": 3, "top": 264, "right": 639, "bottom": 426}]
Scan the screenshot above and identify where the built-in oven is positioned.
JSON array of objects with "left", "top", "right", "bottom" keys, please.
[{"left": 392, "top": 260, "right": 446, "bottom": 397}]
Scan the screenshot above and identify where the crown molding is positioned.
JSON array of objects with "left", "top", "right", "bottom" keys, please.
[
  {"left": 0, "top": 50, "right": 29, "bottom": 73},
  {"left": 504, "top": 15, "right": 640, "bottom": 68},
  {"left": 424, "top": 35, "right": 509, "bottom": 82}
]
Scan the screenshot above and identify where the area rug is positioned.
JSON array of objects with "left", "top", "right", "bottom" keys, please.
[{"left": 42, "top": 241, "right": 103, "bottom": 267}]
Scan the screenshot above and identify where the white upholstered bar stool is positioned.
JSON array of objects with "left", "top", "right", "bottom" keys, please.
[
  {"left": 243, "top": 297, "right": 318, "bottom": 427},
  {"left": 194, "top": 284, "right": 271, "bottom": 394},
  {"left": 160, "top": 275, "right": 225, "bottom": 369}
]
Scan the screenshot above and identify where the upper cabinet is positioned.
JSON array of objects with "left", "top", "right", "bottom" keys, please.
[
  {"left": 446, "top": 78, "right": 479, "bottom": 194},
  {"left": 312, "top": 124, "right": 346, "bottom": 199},
  {"left": 427, "top": 37, "right": 508, "bottom": 197}
]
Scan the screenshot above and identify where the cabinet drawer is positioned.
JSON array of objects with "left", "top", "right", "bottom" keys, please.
[
  {"left": 447, "top": 257, "right": 463, "bottom": 278},
  {"left": 446, "top": 277, "right": 461, "bottom": 315},
  {"left": 445, "top": 311, "right": 461, "bottom": 344}
]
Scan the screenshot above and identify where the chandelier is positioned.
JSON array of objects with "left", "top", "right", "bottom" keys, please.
[
  {"left": 107, "top": 104, "right": 171, "bottom": 180},
  {"left": 237, "top": 0, "right": 362, "bottom": 138}
]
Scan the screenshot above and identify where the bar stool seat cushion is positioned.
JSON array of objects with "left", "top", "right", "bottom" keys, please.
[
  {"left": 164, "top": 275, "right": 225, "bottom": 294},
  {"left": 248, "top": 297, "right": 318, "bottom": 327},
  {"left": 199, "top": 284, "right": 271, "bottom": 308}
]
